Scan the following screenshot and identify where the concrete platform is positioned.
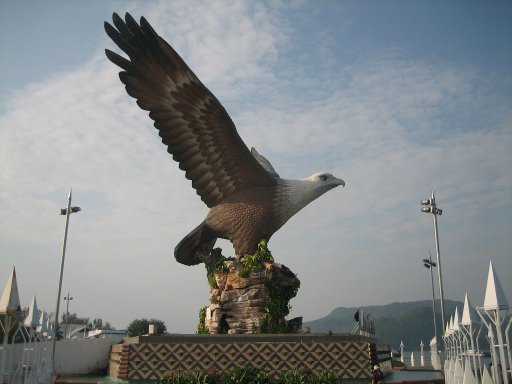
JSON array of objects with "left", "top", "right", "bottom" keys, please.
[{"left": 383, "top": 370, "right": 444, "bottom": 383}]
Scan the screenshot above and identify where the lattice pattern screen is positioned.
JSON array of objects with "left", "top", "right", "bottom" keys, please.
[{"left": 126, "top": 340, "right": 372, "bottom": 380}]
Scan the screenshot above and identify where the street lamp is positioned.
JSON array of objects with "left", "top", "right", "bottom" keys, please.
[
  {"left": 420, "top": 191, "right": 446, "bottom": 335},
  {"left": 423, "top": 253, "right": 439, "bottom": 353},
  {"left": 51, "top": 189, "right": 81, "bottom": 375},
  {"left": 64, "top": 292, "right": 74, "bottom": 339}
]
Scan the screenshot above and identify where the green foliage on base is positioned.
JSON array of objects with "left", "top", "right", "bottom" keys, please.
[
  {"left": 240, "top": 240, "right": 274, "bottom": 277},
  {"left": 158, "top": 366, "right": 353, "bottom": 384},
  {"left": 196, "top": 306, "right": 210, "bottom": 334},
  {"left": 205, "top": 255, "right": 231, "bottom": 288},
  {"left": 260, "top": 279, "right": 300, "bottom": 334},
  {"left": 223, "top": 366, "right": 268, "bottom": 384},
  {"left": 201, "top": 240, "right": 301, "bottom": 335}
]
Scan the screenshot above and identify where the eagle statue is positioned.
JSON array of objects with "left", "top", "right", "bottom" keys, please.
[{"left": 105, "top": 13, "right": 345, "bottom": 266}]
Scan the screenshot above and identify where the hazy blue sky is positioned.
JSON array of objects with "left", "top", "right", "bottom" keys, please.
[{"left": 1, "top": 0, "right": 511, "bottom": 333}]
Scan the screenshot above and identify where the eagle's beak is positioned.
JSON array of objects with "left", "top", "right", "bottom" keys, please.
[{"left": 335, "top": 178, "right": 345, "bottom": 187}]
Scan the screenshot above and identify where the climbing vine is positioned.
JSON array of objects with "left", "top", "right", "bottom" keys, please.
[
  {"left": 260, "top": 278, "right": 300, "bottom": 333},
  {"left": 240, "top": 240, "right": 274, "bottom": 277},
  {"left": 205, "top": 254, "right": 230, "bottom": 288},
  {"left": 196, "top": 306, "right": 210, "bottom": 334}
]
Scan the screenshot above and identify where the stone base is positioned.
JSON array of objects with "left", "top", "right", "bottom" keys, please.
[{"left": 204, "top": 259, "right": 301, "bottom": 334}]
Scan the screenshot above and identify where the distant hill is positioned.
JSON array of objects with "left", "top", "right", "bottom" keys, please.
[{"left": 304, "top": 300, "right": 463, "bottom": 350}]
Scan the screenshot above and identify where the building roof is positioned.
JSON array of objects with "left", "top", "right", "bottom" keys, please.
[{"left": 87, "top": 329, "right": 127, "bottom": 338}]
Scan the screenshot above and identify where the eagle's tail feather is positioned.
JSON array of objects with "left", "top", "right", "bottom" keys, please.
[{"left": 174, "top": 221, "right": 217, "bottom": 266}]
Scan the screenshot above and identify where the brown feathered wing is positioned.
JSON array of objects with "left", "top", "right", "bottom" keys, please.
[{"left": 104, "top": 12, "right": 276, "bottom": 209}]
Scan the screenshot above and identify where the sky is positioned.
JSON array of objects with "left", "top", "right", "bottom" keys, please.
[{"left": 1, "top": 0, "right": 511, "bottom": 333}]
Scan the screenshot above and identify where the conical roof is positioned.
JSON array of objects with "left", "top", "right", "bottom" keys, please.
[
  {"left": 483, "top": 260, "right": 509, "bottom": 310},
  {"left": 37, "top": 310, "right": 48, "bottom": 333},
  {"left": 45, "top": 315, "right": 55, "bottom": 338},
  {"left": 463, "top": 360, "right": 477, "bottom": 384},
  {"left": 453, "top": 359, "right": 464, "bottom": 383},
  {"left": 0, "top": 267, "right": 21, "bottom": 314},
  {"left": 23, "top": 296, "right": 40, "bottom": 328},
  {"left": 461, "top": 292, "right": 479, "bottom": 326},
  {"left": 481, "top": 365, "right": 493, "bottom": 384},
  {"left": 452, "top": 307, "right": 461, "bottom": 331}
]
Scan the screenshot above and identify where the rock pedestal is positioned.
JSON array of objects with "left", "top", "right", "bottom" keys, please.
[{"left": 204, "top": 259, "right": 301, "bottom": 334}]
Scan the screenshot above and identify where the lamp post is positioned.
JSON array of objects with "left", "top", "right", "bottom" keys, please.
[
  {"left": 421, "top": 191, "right": 446, "bottom": 335},
  {"left": 64, "top": 292, "right": 73, "bottom": 339},
  {"left": 51, "top": 189, "right": 81, "bottom": 376},
  {"left": 423, "top": 253, "right": 439, "bottom": 353}
]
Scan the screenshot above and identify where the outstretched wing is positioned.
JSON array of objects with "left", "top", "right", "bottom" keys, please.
[
  {"left": 104, "top": 13, "right": 276, "bottom": 208},
  {"left": 251, "top": 148, "right": 279, "bottom": 178}
]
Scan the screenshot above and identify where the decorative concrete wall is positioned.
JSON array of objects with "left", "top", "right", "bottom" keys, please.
[{"left": 109, "top": 334, "right": 388, "bottom": 381}]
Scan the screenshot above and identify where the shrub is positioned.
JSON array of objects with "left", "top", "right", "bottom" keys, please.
[
  {"left": 240, "top": 240, "right": 274, "bottom": 277},
  {"left": 157, "top": 367, "right": 346, "bottom": 384},
  {"left": 127, "top": 318, "right": 166, "bottom": 337}
]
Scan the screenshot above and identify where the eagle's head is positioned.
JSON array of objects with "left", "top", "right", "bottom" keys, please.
[
  {"left": 306, "top": 172, "right": 345, "bottom": 191},
  {"left": 280, "top": 172, "right": 345, "bottom": 220}
]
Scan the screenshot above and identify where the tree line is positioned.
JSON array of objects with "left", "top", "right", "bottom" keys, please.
[{"left": 61, "top": 312, "right": 114, "bottom": 330}]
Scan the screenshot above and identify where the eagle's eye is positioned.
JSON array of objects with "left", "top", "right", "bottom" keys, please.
[{"left": 319, "top": 175, "right": 328, "bottom": 181}]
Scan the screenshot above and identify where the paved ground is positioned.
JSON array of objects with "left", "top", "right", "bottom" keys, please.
[{"left": 383, "top": 370, "right": 444, "bottom": 383}]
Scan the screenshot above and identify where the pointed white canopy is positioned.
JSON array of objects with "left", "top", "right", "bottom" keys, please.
[
  {"left": 453, "top": 307, "right": 461, "bottom": 331},
  {"left": 45, "top": 315, "right": 54, "bottom": 338},
  {"left": 461, "top": 292, "right": 479, "bottom": 326},
  {"left": 463, "top": 359, "right": 477, "bottom": 384},
  {"left": 449, "top": 315, "right": 455, "bottom": 335},
  {"left": 453, "top": 359, "right": 464, "bottom": 383},
  {"left": 483, "top": 260, "right": 509, "bottom": 310},
  {"left": 23, "top": 296, "right": 40, "bottom": 328},
  {"left": 481, "top": 364, "right": 493, "bottom": 384},
  {"left": 0, "top": 267, "right": 21, "bottom": 314},
  {"left": 37, "top": 310, "right": 48, "bottom": 333}
]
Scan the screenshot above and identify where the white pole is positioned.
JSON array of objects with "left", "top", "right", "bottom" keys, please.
[
  {"left": 505, "top": 316, "right": 512, "bottom": 377},
  {"left": 468, "top": 324, "right": 477, "bottom": 382},
  {"left": 462, "top": 323, "right": 479, "bottom": 383},
  {"left": 0, "top": 315, "right": 12, "bottom": 383},
  {"left": 51, "top": 188, "right": 73, "bottom": 377},
  {"left": 431, "top": 191, "right": 447, "bottom": 335},
  {"left": 446, "top": 326, "right": 452, "bottom": 360},
  {"left": 493, "top": 308, "right": 509, "bottom": 384},
  {"left": 479, "top": 311, "right": 500, "bottom": 384},
  {"left": 64, "top": 292, "right": 73, "bottom": 339},
  {"left": 427, "top": 252, "right": 440, "bottom": 353},
  {"left": 474, "top": 323, "right": 484, "bottom": 380},
  {"left": 420, "top": 340, "right": 425, "bottom": 367}
]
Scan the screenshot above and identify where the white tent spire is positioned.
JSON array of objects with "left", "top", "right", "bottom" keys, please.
[
  {"left": 483, "top": 260, "right": 509, "bottom": 310},
  {"left": 0, "top": 267, "right": 21, "bottom": 314},
  {"left": 461, "top": 292, "right": 479, "bottom": 325},
  {"left": 37, "top": 310, "right": 48, "bottom": 334},
  {"left": 23, "top": 296, "right": 40, "bottom": 328},
  {"left": 453, "top": 307, "right": 461, "bottom": 331}
]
